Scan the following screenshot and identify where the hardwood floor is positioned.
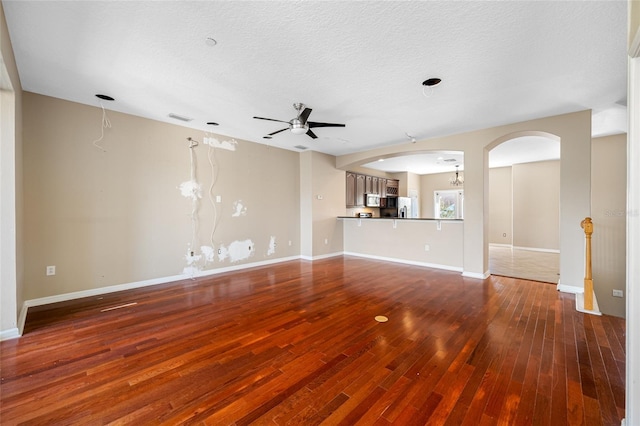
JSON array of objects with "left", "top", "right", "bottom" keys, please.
[{"left": 0, "top": 257, "right": 625, "bottom": 425}]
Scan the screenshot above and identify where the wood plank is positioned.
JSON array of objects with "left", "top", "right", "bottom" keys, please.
[{"left": 0, "top": 256, "right": 625, "bottom": 425}]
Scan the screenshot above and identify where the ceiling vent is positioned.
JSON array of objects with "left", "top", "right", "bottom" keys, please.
[
  {"left": 168, "top": 113, "right": 193, "bottom": 122},
  {"left": 294, "top": 145, "right": 308, "bottom": 150},
  {"left": 444, "top": 158, "right": 457, "bottom": 162}
]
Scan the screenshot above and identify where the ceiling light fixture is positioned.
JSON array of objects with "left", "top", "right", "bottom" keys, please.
[
  {"left": 289, "top": 120, "right": 309, "bottom": 135},
  {"left": 405, "top": 132, "right": 417, "bottom": 143},
  {"left": 450, "top": 165, "right": 464, "bottom": 186},
  {"left": 422, "top": 77, "right": 442, "bottom": 97},
  {"left": 205, "top": 37, "right": 217, "bottom": 47}
]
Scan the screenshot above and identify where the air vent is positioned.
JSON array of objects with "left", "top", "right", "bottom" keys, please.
[
  {"left": 444, "top": 158, "right": 457, "bottom": 162},
  {"left": 294, "top": 145, "right": 308, "bottom": 150},
  {"left": 168, "top": 113, "right": 193, "bottom": 122}
]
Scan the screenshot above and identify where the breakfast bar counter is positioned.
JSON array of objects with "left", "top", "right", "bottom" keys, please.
[{"left": 338, "top": 216, "right": 464, "bottom": 272}]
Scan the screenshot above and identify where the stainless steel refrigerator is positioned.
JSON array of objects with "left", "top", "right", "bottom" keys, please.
[{"left": 398, "top": 197, "right": 415, "bottom": 218}]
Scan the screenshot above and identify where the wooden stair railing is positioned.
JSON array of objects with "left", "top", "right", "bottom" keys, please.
[{"left": 580, "top": 217, "right": 594, "bottom": 310}]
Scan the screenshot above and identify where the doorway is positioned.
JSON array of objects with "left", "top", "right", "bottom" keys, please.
[{"left": 488, "top": 135, "right": 560, "bottom": 283}]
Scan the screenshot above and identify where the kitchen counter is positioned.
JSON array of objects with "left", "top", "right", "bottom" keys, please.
[
  {"left": 339, "top": 216, "right": 464, "bottom": 272},
  {"left": 338, "top": 216, "right": 463, "bottom": 221}
]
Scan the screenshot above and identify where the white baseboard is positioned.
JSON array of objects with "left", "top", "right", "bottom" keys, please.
[
  {"left": 489, "top": 243, "right": 513, "bottom": 248},
  {"left": 0, "top": 327, "right": 20, "bottom": 341},
  {"left": 343, "top": 251, "right": 463, "bottom": 273},
  {"left": 21, "top": 255, "right": 302, "bottom": 311},
  {"left": 557, "top": 283, "right": 582, "bottom": 294},
  {"left": 576, "top": 291, "right": 602, "bottom": 316},
  {"left": 462, "top": 270, "right": 491, "bottom": 280},
  {"left": 300, "top": 252, "right": 343, "bottom": 261},
  {"left": 512, "top": 246, "right": 560, "bottom": 254}
]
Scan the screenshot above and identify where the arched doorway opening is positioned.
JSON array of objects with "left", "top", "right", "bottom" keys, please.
[{"left": 487, "top": 132, "right": 561, "bottom": 283}]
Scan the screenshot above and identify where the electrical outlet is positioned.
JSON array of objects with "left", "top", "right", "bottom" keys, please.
[
  {"left": 216, "top": 195, "right": 221, "bottom": 203},
  {"left": 424, "top": 244, "right": 430, "bottom": 251},
  {"left": 324, "top": 238, "right": 328, "bottom": 245},
  {"left": 46, "top": 265, "right": 56, "bottom": 276},
  {"left": 612, "top": 289, "right": 623, "bottom": 298},
  {"left": 288, "top": 240, "right": 292, "bottom": 246}
]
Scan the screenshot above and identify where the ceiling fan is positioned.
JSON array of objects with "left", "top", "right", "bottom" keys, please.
[{"left": 253, "top": 103, "right": 345, "bottom": 139}]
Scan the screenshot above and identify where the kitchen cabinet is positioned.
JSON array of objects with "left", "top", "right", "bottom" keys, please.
[
  {"left": 346, "top": 172, "right": 357, "bottom": 207},
  {"left": 378, "top": 178, "right": 387, "bottom": 197},
  {"left": 355, "top": 174, "right": 366, "bottom": 206},
  {"left": 365, "top": 175, "right": 373, "bottom": 194},
  {"left": 386, "top": 179, "right": 399, "bottom": 196},
  {"left": 346, "top": 172, "right": 397, "bottom": 207}
]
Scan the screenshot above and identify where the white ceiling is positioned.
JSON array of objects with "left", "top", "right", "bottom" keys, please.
[
  {"left": 361, "top": 135, "right": 560, "bottom": 175},
  {"left": 2, "top": 1, "right": 628, "bottom": 161}
]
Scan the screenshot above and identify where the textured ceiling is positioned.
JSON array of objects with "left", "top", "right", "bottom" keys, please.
[{"left": 2, "top": 1, "right": 628, "bottom": 159}]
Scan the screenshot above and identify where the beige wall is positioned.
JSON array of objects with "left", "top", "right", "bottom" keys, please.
[
  {"left": 513, "top": 161, "right": 560, "bottom": 250},
  {"left": 310, "top": 151, "right": 344, "bottom": 257},
  {"left": 1, "top": 1, "right": 23, "bottom": 337},
  {"left": 22, "top": 93, "right": 301, "bottom": 301},
  {"left": 631, "top": 0, "right": 640, "bottom": 51},
  {"left": 420, "top": 171, "right": 464, "bottom": 219},
  {"left": 488, "top": 167, "right": 512, "bottom": 245},
  {"left": 591, "top": 134, "right": 626, "bottom": 318},
  {"left": 337, "top": 111, "right": 591, "bottom": 289}
]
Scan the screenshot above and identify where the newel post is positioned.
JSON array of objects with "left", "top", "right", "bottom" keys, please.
[{"left": 581, "top": 217, "right": 594, "bottom": 310}]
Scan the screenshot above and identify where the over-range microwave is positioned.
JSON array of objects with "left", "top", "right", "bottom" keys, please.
[{"left": 364, "top": 193, "right": 380, "bottom": 207}]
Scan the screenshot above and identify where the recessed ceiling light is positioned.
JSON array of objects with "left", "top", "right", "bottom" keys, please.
[
  {"left": 263, "top": 136, "right": 272, "bottom": 139},
  {"left": 294, "top": 145, "right": 308, "bottom": 150},
  {"left": 206, "top": 122, "right": 219, "bottom": 126},
  {"left": 422, "top": 78, "right": 442, "bottom": 87},
  {"left": 95, "top": 94, "right": 114, "bottom": 101},
  {"left": 378, "top": 159, "right": 384, "bottom": 162},
  {"left": 205, "top": 37, "right": 217, "bottom": 47}
]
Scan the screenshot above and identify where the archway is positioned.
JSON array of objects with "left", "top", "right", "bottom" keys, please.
[{"left": 486, "top": 132, "right": 561, "bottom": 283}]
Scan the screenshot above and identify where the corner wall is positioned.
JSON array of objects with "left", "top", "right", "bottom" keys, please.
[
  {"left": 300, "top": 151, "right": 344, "bottom": 258},
  {"left": 1, "top": 1, "right": 23, "bottom": 339}
]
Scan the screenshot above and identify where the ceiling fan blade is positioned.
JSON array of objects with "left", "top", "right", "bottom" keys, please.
[
  {"left": 308, "top": 121, "right": 346, "bottom": 128},
  {"left": 299, "top": 108, "right": 312, "bottom": 123},
  {"left": 306, "top": 129, "right": 318, "bottom": 139},
  {"left": 253, "top": 116, "right": 289, "bottom": 124},
  {"left": 268, "top": 128, "right": 289, "bottom": 136}
]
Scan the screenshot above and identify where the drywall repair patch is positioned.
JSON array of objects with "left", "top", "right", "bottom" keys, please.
[
  {"left": 232, "top": 200, "right": 247, "bottom": 217},
  {"left": 185, "top": 252, "right": 202, "bottom": 265},
  {"left": 200, "top": 245, "right": 215, "bottom": 262},
  {"left": 267, "top": 236, "right": 276, "bottom": 255},
  {"left": 203, "top": 136, "right": 237, "bottom": 151},
  {"left": 183, "top": 265, "right": 201, "bottom": 276},
  {"left": 218, "top": 239, "right": 254, "bottom": 263},
  {"left": 179, "top": 180, "right": 202, "bottom": 201}
]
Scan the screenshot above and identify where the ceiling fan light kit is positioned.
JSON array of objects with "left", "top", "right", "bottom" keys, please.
[{"left": 254, "top": 103, "right": 345, "bottom": 139}]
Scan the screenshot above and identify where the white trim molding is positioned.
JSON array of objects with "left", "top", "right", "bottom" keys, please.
[
  {"left": 462, "top": 270, "right": 491, "bottom": 280},
  {"left": 343, "top": 251, "right": 463, "bottom": 273},
  {"left": 557, "top": 283, "right": 582, "bottom": 294},
  {"left": 0, "top": 328, "right": 20, "bottom": 341},
  {"left": 512, "top": 246, "right": 560, "bottom": 254},
  {"left": 576, "top": 291, "right": 602, "bottom": 316}
]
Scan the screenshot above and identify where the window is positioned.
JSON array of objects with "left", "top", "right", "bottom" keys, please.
[{"left": 434, "top": 190, "right": 464, "bottom": 219}]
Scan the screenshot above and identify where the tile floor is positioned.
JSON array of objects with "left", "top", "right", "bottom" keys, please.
[{"left": 489, "top": 244, "right": 560, "bottom": 284}]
